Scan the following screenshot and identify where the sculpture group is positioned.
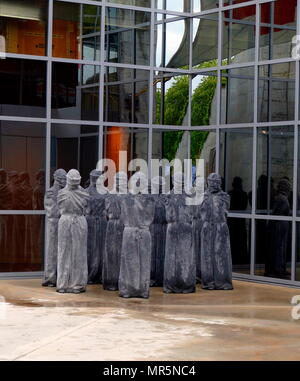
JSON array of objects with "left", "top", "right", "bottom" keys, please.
[{"left": 42, "top": 169, "right": 234, "bottom": 297}]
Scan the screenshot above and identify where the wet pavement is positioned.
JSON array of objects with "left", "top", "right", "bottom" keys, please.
[{"left": 0, "top": 279, "right": 299, "bottom": 361}]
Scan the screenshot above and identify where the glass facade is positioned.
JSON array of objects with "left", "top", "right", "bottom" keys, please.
[{"left": 0, "top": 0, "right": 299, "bottom": 287}]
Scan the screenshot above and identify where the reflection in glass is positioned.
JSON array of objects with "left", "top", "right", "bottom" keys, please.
[
  {"left": 51, "top": 124, "right": 99, "bottom": 187},
  {"left": 229, "top": 218, "right": 251, "bottom": 275},
  {"left": 154, "top": 72, "right": 189, "bottom": 126},
  {"left": 258, "top": 63, "right": 295, "bottom": 123},
  {"left": 0, "top": 214, "right": 44, "bottom": 273},
  {"left": 192, "top": 14, "right": 218, "bottom": 68},
  {"left": 53, "top": 1, "right": 101, "bottom": 60},
  {"left": 192, "top": 71, "right": 217, "bottom": 126},
  {"left": 222, "top": 5, "right": 256, "bottom": 65},
  {"left": 154, "top": 15, "right": 190, "bottom": 68},
  {"left": 220, "top": 128, "right": 253, "bottom": 213},
  {"left": 298, "top": 128, "right": 300, "bottom": 216},
  {"left": 0, "top": 121, "right": 46, "bottom": 210},
  {"left": 104, "top": 67, "right": 149, "bottom": 124},
  {"left": 193, "top": 1, "right": 219, "bottom": 12},
  {"left": 259, "top": 0, "right": 297, "bottom": 61},
  {"left": 105, "top": 7, "right": 151, "bottom": 66},
  {"left": 256, "top": 126, "right": 294, "bottom": 215},
  {"left": 221, "top": 66, "right": 254, "bottom": 124},
  {"left": 107, "top": 0, "right": 151, "bottom": 7},
  {"left": 0, "top": 58, "right": 46, "bottom": 118},
  {"left": 255, "top": 220, "right": 292, "bottom": 280},
  {"left": 52, "top": 62, "right": 100, "bottom": 121},
  {"left": 0, "top": 0, "right": 47, "bottom": 56},
  {"left": 296, "top": 223, "right": 300, "bottom": 281}
]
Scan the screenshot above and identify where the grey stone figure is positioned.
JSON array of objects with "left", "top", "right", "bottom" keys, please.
[
  {"left": 102, "top": 172, "right": 127, "bottom": 291},
  {"left": 164, "top": 173, "right": 196, "bottom": 294},
  {"left": 86, "top": 170, "right": 108, "bottom": 284},
  {"left": 42, "top": 169, "right": 67, "bottom": 287},
  {"left": 119, "top": 172, "right": 155, "bottom": 299},
  {"left": 200, "top": 173, "right": 233, "bottom": 290},
  {"left": 56, "top": 169, "right": 89, "bottom": 294},
  {"left": 150, "top": 176, "right": 167, "bottom": 287}
]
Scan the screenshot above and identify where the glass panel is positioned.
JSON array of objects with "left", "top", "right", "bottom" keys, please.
[
  {"left": 0, "top": 0, "right": 47, "bottom": 56},
  {"left": 107, "top": 0, "right": 151, "bottom": 7},
  {"left": 259, "top": 0, "right": 297, "bottom": 61},
  {"left": 256, "top": 126, "right": 294, "bottom": 215},
  {"left": 193, "top": 1, "right": 219, "bottom": 12},
  {"left": 222, "top": 5, "right": 256, "bottom": 65},
  {"left": 104, "top": 127, "right": 149, "bottom": 185},
  {"left": 154, "top": 15, "right": 190, "bottom": 68},
  {"left": 51, "top": 124, "right": 99, "bottom": 187},
  {"left": 0, "top": 58, "right": 46, "bottom": 118},
  {"left": 221, "top": 66, "right": 255, "bottom": 124},
  {"left": 53, "top": 1, "right": 101, "bottom": 60},
  {"left": 258, "top": 62, "right": 295, "bottom": 123},
  {"left": 296, "top": 223, "right": 300, "bottom": 281},
  {"left": 0, "top": 215, "right": 44, "bottom": 272},
  {"left": 156, "top": 0, "right": 192, "bottom": 13},
  {"left": 229, "top": 217, "right": 251, "bottom": 275},
  {"left": 255, "top": 220, "right": 292, "bottom": 280},
  {"left": 52, "top": 62, "right": 100, "bottom": 121},
  {"left": 154, "top": 72, "right": 189, "bottom": 126},
  {"left": 192, "top": 14, "right": 218, "bottom": 68},
  {"left": 0, "top": 121, "right": 46, "bottom": 210},
  {"left": 105, "top": 7, "right": 151, "bottom": 66},
  {"left": 220, "top": 128, "right": 253, "bottom": 213},
  {"left": 192, "top": 71, "right": 218, "bottom": 126},
  {"left": 298, "top": 127, "right": 300, "bottom": 216},
  {"left": 104, "top": 67, "right": 149, "bottom": 124}
]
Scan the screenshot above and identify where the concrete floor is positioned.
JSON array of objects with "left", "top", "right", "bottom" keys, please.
[{"left": 0, "top": 279, "right": 299, "bottom": 361}]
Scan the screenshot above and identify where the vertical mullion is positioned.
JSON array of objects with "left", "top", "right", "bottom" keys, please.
[
  {"left": 148, "top": 1, "right": 155, "bottom": 180},
  {"left": 99, "top": 2, "right": 106, "bottom": 161}
]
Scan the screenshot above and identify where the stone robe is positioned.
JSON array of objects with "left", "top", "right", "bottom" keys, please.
[
  {"left": 57, "top": 187, "right": 89, "bottom": 292},
  {"left": 150, "top": 194, "right": 167, "bottom": 287},
  {"left": 102, "top": 195, "right": 124, "bottom": 291},
  {"left": 119, "top": 194, "right": 155, "bottom": 298},
  {"left": 0, "top": 181, "right": 12, "bottom": 264},
  {"left": 43, "top": 185, "right": 61, "bottom": 285},
  {"left": 192, "top": 202, "right": 202, "bottom": 283},
  {"left": 200, "top": 190, "right": 233, "bottom": 290},
  {"left": 87, "top": 187, "right": 107, "bottom": 284},
  {"left": 164, "top": 193, "right": 195, "bottom": 294}
]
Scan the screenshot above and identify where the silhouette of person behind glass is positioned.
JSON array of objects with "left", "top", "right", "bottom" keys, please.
[
  {"left": 265, "top": 179, "right": 291, "bottom": 279},
  {"left": 0, "top": 169, "right": 12, "bottom": 267},
  {"left": 228, "top": 177, "right": 249, "bottom": 265}
]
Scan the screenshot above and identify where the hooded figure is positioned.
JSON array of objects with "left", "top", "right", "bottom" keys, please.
[
  {"left": 265, "top": 179, "right": 292, "bottom": 278},
  {"left": 119, "top": 172, "right": 155, "bottom": 299},
  {"left": 32, "top": 170, "right": 45, "bottom": 264},
  {"left": 0, "top": 169, "right": 12, "bottom": 261},
  {"left": 200, "top": 173, "right": 233, "bottom": 290},
  {"left": 150, "top": 176, "right": 167, "bottom": 287},
  {"left": 86, "top": 170, "right": 108, "bottom": 284},
  {"left": 164, "top": 173, "right": 195, "bottom": 294},
  {"left": 57, "top": 169, "right": 89, "bottom": 294},
  {"left": 19, "top": 172, "right": 33, "bottom": 263},
  {"left": 43, "top": 169, "right": 67, "bottom": 287},
  {"left": 102, "top": 172, "right": 127, "bottom": 291}
]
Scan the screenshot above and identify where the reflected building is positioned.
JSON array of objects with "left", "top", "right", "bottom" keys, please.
[{"left": 0, "top": 0, "right": 300, "bottom": 287}]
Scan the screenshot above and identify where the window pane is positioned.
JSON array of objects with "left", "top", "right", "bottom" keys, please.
[
  {"left": 0, "top": 58, "right": 46, "bottom": 118},
  {"left": 221, "top": 66, "right": 255, "bottom": 124},
  {"left": 220, "top": 128, "right": 253, "bottom": 213},
  {"left": 190, "top": 129, "right": 216, "bottom": 180},
  {"left": 255, "top": 220, "right": 292, "bottom": 280},
  {"left": 192, "top": 71, "right": 218, "bottom": 126},
  {"left": 296, "top": 223, "right": 300, "bottom": 281},
  {"left": 154, "top": 72, "right": 189, "bottom": 126},
  {"left": 192, "top": 14, "right": 218, "bottom": 68},
  {"left": 193, "top": 1, "right": 219, "bottom": 12},
  {"left": 0, "top": 121, "right": 46, "bottom": 210},
  {"left": 0, "top": 215, "right": 44, "bottom": 273},
  {"left": 107, "top": 0, "right": 151, "bottom": 7},
  {"left": 51, "top": 124, "right": 99, "bottom": 187},
  {"left": 53, "top": 1, "right": 101, "bottom": 60},
  {"left": 52, "top": 62, "right": 100, "bottom": 121},
  {"left": 222, "top": 6, "right": 256, "bottom": 65},
  {"left": 256, "top": 126, "right": 294, "bottom": 215},
  {"left": 105, "top": 7, "right": 151, "bottom": 66},
  {"left": 104, "top": 67, "right": 149, "bottom": 124},
  {"left": 258, "top": 63, "right": 295, "bottom": 123},
  {"left": 229, "top": 217, "right": 251, "bottom": 275}
]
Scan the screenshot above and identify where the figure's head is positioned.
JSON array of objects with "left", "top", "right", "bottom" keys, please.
[
  {"left": 36, "top": 170, "right": 45, "bottom": 183},
  {"left": 66, "top": 169, "right": 81, "bottom": 188},
  {"left": 8, "top": 171, "right": 19, "bottom": 185},
  {"left": 19, "top": 172, "right": 30, "bottom": 185},
  {"left": 277, "top": 178, "right": 291, "bottom": 197},
  {"left": 89, "top": 170, "right": 101, "bottom": 186},
  {"left": 207, "top": 173, "right": 222, "bottom": 193},
  {"left": 232, "top": 176, "right": 243, "bottom": 191},
  {"left": 0, "top": 169, "right": 7, "bottom": 184},
  {"left": 54, "top": 169, "right": 67, "bottom": 188}
]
